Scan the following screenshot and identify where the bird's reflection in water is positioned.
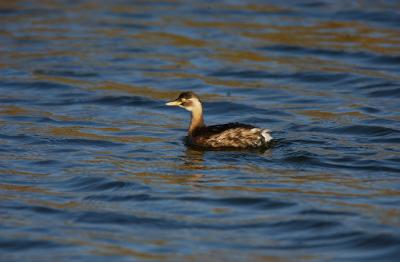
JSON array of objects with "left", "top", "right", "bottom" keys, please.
[
  {"left": 164, "top": 137, "right": 276, "bottom": 185},
  {"left": 182, "top": 148, "right": 206, "bottom": 170},
  {"left": 180, "top": 146, "right": 273, "bottom": 173},
  {"left": 173, "top": 148, "right": 206, "bottom": 183}
]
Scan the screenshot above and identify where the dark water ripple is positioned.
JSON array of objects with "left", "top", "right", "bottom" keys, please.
[
  {"left": 0, "top": 238, "right": 64, "bottom": 251},
  {"left": 1, "top": 0, "right": 400, "bottom": 261}
]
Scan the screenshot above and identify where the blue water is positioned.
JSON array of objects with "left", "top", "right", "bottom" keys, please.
[{"left": 1, "top": 0, "right": 400, "bottom": 261}]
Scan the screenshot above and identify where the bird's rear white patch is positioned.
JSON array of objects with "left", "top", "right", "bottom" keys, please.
[{"left": 261, "top": 129, "right": 272, "bottom": 143}]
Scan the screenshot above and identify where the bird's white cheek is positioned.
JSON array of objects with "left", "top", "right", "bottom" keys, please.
[{"left": 181, "top": 106, "right": 193, "bottom": 111}]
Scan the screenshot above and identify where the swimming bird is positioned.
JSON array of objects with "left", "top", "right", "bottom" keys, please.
[{"left": 166, "top": 92, "right": 272, "bottom": 149}]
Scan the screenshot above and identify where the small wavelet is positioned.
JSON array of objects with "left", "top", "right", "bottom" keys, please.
[
  {"left": 75, "top": 211, "right": 172, "bottom": 227},
  {"left": 271, "top": 219, "right": 340, "bottom": 231},
  {"left": 206, "top": 101, "right": 291, "bottom": 116},
  {"left": 33, "top": 69, "right": 99, "bottom": 78},
  {"left": 368, "top": 88, "right": 400, "bottom": 98},
  {"left": 30, "top": 160, "right": 60, "bottom": 166},
  {"left": 0, "top": 238, "right": 63, "bottom": 251},
  {"left": 210, "top": 69, "right": 351, "bottom": 84},
  {"left": 309, "top": 125, "right": 399, "bottom": 136},
  {"left": 179, "top": 196, "right": 296, "bottom": 210},
  {"left": 84, "top": 193, "right": 157, "bottom": 202},
  {"left": 60, "top": 175, "right": 149, "bottom": 193},
  {"left": 300, "top": 208, "right": 356, "bottom": 216},
  {"left": 87, "top": 95, "right": 157, "bottom": 106},
  {"left": 50, "top": 138, "right": 123, "bottom": 148},
  {"left": 0, "top": 80, "right": 74, "bottom": 90}
]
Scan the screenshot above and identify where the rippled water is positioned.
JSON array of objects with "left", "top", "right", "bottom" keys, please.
[{"left": 1, "top": 0, "right": 400, "bottom": 261}]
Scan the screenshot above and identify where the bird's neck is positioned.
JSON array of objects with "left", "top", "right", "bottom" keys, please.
[{"left": 189, "top": 103, "right": 205, "bottom": 135}]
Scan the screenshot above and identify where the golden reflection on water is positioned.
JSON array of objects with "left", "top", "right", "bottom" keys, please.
[
  {"left": 33, "top": 74, "right": 94, "bottom": 88},
  {"left": 0, "top": 183, "right": 56, "bottom": 195},
  {"left": 0, "top": 105, "right": 31, "bottom": 116},
  {"left": 132, "top": 32, "right": 207, "bottom": 47},
  {"left": 48, "top": 126, "right": 162, "bottom": 144},
  {"left": 244, "top": 21, "right": 400, "bottom": 55},
  {"left": 90, "top": 243, "right": 167, "bottom": 260},
  {"left": 144, "top": 70, "right": 264, "bottom": 89},
  {"left": 297, "top": 109, "right": 368, "bottom": 123},
  {"left": 93, "top": 81, "right": 227, "bottom": 102},
  {"left": 93, "top": 81, "right": 181, "bottom": 100}
]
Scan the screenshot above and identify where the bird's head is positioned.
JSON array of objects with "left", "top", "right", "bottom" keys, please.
[{"left": 166, "top": 92, "right": 201, "bottom": 112}]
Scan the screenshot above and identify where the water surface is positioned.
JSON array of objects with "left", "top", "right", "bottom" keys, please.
[{"left": 1, "top": 0, "right": 400, "bottom": 261}]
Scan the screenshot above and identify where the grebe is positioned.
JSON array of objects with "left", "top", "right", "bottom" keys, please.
[{"left": 166, "top": 92, "right": 272, "bottom": 149}]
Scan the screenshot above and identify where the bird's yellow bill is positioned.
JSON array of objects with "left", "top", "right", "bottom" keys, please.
[{"left": 166, "top": 100, "right": 181, "bottom": 106}]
